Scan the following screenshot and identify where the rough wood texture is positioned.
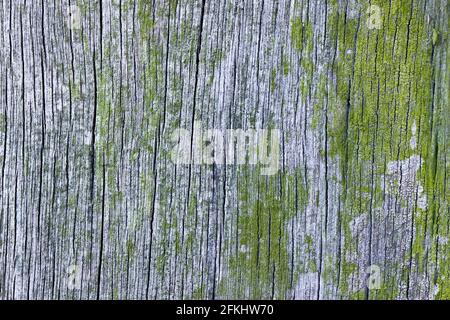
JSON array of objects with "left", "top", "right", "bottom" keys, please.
[{"left": 0, "top": 0, "right": 448, "bottom": 299}]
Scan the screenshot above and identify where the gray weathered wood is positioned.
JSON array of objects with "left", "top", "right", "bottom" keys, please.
[{"left": 0, "top": 0, "right": 448, "bottom": 299}]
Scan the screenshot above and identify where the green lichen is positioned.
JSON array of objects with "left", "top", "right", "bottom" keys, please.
[{"left": 326, "top": 0, "right": 447, "bottom": 298}]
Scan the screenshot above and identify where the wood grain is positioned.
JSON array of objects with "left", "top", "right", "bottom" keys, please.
[{"left": 0, "top": 0, "right": 448, "bottom": 299}]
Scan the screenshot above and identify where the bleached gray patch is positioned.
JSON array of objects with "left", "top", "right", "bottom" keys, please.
[{"left": 386, "top": 155, "right": 427, "bottom": 210}]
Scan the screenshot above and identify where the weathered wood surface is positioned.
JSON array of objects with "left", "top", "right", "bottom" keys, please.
[{"left": 0, "top": 0, "right": 448, "bottom": 299}]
